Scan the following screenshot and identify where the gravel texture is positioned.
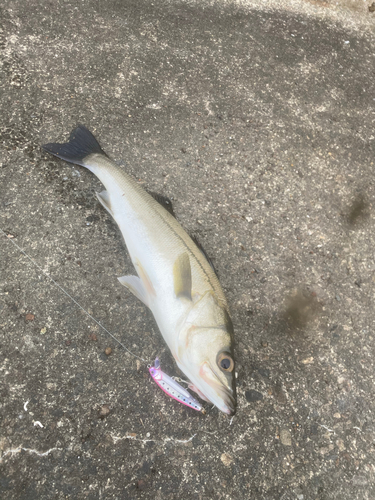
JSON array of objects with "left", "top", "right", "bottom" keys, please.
[{"left": 1, "top": 0, "right": 374, "bottom": 499}]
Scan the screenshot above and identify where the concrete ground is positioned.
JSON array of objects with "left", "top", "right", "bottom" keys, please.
[{"left": 0, "top": 0, "right": 374, "bottom": 498}]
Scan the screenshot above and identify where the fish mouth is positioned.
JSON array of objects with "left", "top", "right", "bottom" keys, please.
[
  {"left": 200, "top": 364, "right": 236, "bottom": 415},
  {"left": 210, "top": 386, "right": 236, "bottom": 415},
  {"left": 178, "top": 360, "right": 236, "bottom": 415}
]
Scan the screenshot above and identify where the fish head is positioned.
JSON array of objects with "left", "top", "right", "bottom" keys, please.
[
  {"left": 177, "top": 327, "right": 236, "bottom": 415},
  {"left": 176, "top": 293, "right": 237, "bottom": 415}
]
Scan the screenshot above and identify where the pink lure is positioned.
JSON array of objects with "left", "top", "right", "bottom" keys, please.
[{"left": 149, "top": 358, "right": 205, "bottom": 413}]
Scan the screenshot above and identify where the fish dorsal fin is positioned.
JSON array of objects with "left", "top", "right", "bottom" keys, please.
[
  {"left": 173, "top": 253, "right": 192, "bottom": 300},
  {"left": 147, "top": 191, "right": 175, "bottom": 218},
  {"left": 96, "top": 190, "right": 113, "bottom": 216},
  {"left": 118, "top": 275, "right": 149, "bottom": 308},
  {"left": 191, "top": 235, "right": 218, "bottom": 277}
]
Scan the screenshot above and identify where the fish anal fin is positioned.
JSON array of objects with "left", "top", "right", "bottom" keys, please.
[
  {"left": 118, "top": 275, "right": 149, "bottom": 307},
  {"left": 173, "top": 253, "right": 192, "bottom": 300},
  {"left": 96, "top": 190, "right": 113, "bottom": 216}
]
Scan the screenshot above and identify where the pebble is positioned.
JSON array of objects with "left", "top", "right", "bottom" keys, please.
[
  {"left": 245, "top": 390, "right": 263, "bottom": 402},
  {"left": 301, "top": 357, "right": 314, "bottom": 364},
  {"left": 98, "top": 404, "right": 110, "bottom": 419},
  {"left": 220, "top": 453, "right": 233, "bottom": 466},
  {"left": 40, "top": 327, "right": 47, "bottom": 334},
  {"left": 280, "top": 429, "right": 292, "bottom": 446},
  {"left": 136, "top": 479, "right": 146, "bottom": 490},
  {"left": 105, "top": 347, "right": 112, "bottom": 356},
  {"left": 258, "top": 368, "right": 270, "bottom": 378},
  {"left": 25, "top": 313, "right": 34, "bottom": 321},
  {"left": 336, "top": 438, "right": 345, "bottom": 451}
]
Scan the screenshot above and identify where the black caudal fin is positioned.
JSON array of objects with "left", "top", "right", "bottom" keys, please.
[{"left": 42, "top": 125, "right": 107, "bottom": 166}]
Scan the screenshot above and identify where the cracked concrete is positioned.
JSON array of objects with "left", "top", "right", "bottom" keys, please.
[
  {"left": 0, "top": 446, "right": 61, "bottom": 462},
  {"left": 110, "top": 431, "right": 197, "bottom": 445},
  {"left": 1, "top": 0, "right": 375, "bottom": 498}
]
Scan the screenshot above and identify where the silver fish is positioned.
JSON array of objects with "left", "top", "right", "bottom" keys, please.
[{"left": 42, "top": 126, "right": 236, "bottom": 415}]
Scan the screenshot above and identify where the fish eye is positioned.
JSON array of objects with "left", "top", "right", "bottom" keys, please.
[{"left": 217, "top": 352, "right": 234, "bottom": 372}]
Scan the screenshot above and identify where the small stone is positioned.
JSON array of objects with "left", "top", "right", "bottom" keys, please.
[
  {"left": 280, "top": 429, "right": 292, "bottom": 446},
  {"left": 301, "top": 357, "right": 314, "bottom": 364},
  {"left": 261, "top": 341, "right": 268, "bottom": 348},
  {"left": 105, "top": 347, "right": 112, "bottom": 356},
  {"left": 65, "top": 340, "right": 71, "bottom": 346},
  {"left": 220, "top": 453, "right": 233, "bottom": 466},
  {"left": 98, "top": 404, "right": 110, "bottom": 419},
  {"left": 273, "top": 381, "right": 287, "bottom": 404},
  {"left": 89, "top": 333, "right": 97, "bottom": 341},
  {"left": 369, "top": 2, "right": 375, "bottom": 13},
  {"left": 245, "top": 390, "right": 263, "bottom": 402},
  {"left": 258, "top": 368, "right": 270, "bottom": 378},
  {"left": 333, "top": 412, "right": 341, "bottom": 419},
  {"left": 40, "top": 327, "right": 47, "bottom": 334},
  {"left": 25, "top": 313, "right": 35, "bottom": 321},
  {"left": 336, "top": 438, "right": 345, "bottom": 451},
  {"left": 136, "top": 479, "right": 146, "bottom": 490},
  {"left": 136, "top": 360, "right": 141, "bottom": 371}
]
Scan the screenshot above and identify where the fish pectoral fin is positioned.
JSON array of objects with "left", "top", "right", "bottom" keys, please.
[
  {"left": 188, "top": 383, "right": 211, "bottom": 402},
  {"left": 96, "top": 190, "right": 113, "bottom": 216},
  {"left": 173, "top": 253, "right": 192, "bottom": 301},
  {"left": 118, "top": 275, "right": 149, "bottom": 307}
]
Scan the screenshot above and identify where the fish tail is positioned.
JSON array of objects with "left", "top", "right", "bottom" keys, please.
[{"left": 42, "top": 125, "right": 107, "bottom": 166}]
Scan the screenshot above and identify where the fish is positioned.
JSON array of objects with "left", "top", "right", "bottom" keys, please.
[{"left": 42, "top": 125, "right": 236, "bottom": 415}]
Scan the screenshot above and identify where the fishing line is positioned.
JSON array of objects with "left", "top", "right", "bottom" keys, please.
[{"left": 0, "top": 227, "right": 146, "bottom": 362}]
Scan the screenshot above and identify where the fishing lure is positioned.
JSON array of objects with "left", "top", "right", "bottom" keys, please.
[{"left": 149, "top": 358, "right": 206, "bottom": 414}]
